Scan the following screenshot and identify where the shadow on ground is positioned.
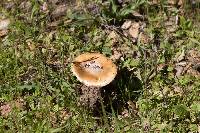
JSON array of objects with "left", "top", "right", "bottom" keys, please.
[{"left": 93, "top": 68, "right": 143, "bottom": 116}]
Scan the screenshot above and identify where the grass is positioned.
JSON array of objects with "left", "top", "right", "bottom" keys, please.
[{"left": 0, "top": 0, "right": 200, "bottom": 132}]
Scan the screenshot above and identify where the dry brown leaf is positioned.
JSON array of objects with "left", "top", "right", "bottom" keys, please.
[
  {"left": 0, "top": 19, "right": 10, "bottom": 30},
  {"left": 50, "top": 112, "right": 57, "bottom": 127},
  {"left": 0, "top": 103, "right": 12, "bottom": 117},
  {"left": 110, "top": 48, "right": 122, "bottom": 61},
  {"left": 176, "top": 49, "right": 186, "bottom": 62},
  {"left": 128, "top": 22, "right": 140, "bottom": 39},
  {"left": 107, "top": 31, "right": 120, "bottom": 44},
  {"left": 14, "top": 98, "right": 25, "bottom": 109},
  {"left": 168, "top": 0, "right": 184, "bottom": 6},
  {"left": 187, "top": 49, "right": 200, "bottom": 63},
  {"left": 168, "top": 0, "right": 176, "bottom": 5},
  {"left": 165, "top": 16, "right": 178, "bottom": 33},
  {"left": 49, "top": 0, "right": 59, "bottom": 5},
  {"left": 132, "top": 11, "right": 144, "bottom": 20},
  {"left": 19, "top": 1, "right": 31, "bottom": 11},
  {"left": 41, "top": 2, "right": 48, "bottom": 12},
  {"left": 173, "top": 85, "right": 183, "bottom": 95},
  {"left": 187, "top": 69, "right": 200, "bottom": 77},
  {"left": 27, "top": 41, "right": 36, "bottom": 51},
  {"left": 151, "top": 0, "right": 159, "bottom": 4},
  {"left": 140, "top": 33, "right": 150, "bottom": 44},
  {"left": 178, "top": 0, "right": 184, "bottom": 6},
  {"left": 121, "top": 20, "right": 132, "bottom": 30},
  {"left": 0, "top": 29, "right": 8, "bottom": 37},
  {"left": 108, "top": 31, "right": 118, "bottom": 40},
  {"left": 51, "top": 4, "right": 67, "bottom": 19},
  {"left": 59, "top": 109, "right": 72, "bottom": 124}
]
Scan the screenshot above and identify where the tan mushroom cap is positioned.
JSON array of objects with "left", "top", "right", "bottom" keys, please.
[{"left": 71, "top": 53, "right": 117, "bottom": 87}]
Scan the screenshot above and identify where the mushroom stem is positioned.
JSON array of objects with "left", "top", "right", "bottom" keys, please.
[{"left": 79, "top": 85, "right": 101, "bottom": 108}]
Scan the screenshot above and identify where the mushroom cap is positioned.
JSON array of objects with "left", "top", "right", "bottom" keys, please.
[{"left": 71, "top": 53, "right": 117, "bottom": 87}]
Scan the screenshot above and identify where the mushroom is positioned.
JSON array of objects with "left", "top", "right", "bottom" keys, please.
[
  {"left": 71, "top": 52, "right": 117, "bottom": 87},
  {"left": 71, "top": 52, "right": 117, "bottom": 107}
]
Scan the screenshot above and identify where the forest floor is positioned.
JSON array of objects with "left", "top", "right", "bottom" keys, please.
[{"left": 0, "top": 0, "right": 200, "bottom": 132}]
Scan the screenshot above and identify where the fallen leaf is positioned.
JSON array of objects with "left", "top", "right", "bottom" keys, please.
[
  {"left": 128, "top": 22, "right": 140, "bottom": 39},
  {"left": 49, "top": 0, "right": 59, "bottom": 5},
  {"left": 27, "top": 41, "right": 36, "bottom": 51},
  {"left": 176, "top": 48, "right": 185, "bottom": 62},
  {"left": 0, "top": 103, "right": 12, "bottom": 117},
  {"left": 132, "top": 11, "right": 144, "bottom": 20},
  {"left": 50, "top": 112, "right": 57, "bottom": 127},
  {"left": 0, "top": 19, "right": 10, "bottom": 30},
  {"left": 178, "top": 0, "right": 184, "bottom": 6},
  {"left": 121, "top": 20, "right": 132, "bottom": 30},
  {"left": 0, "top": 29, "right": 8, "bottom": 37},
  {"left": 168, "top": 0, "right": 184, "bottom": 6},
  {"left": 168, "top": 0, "right": 176, "bottom": 5},
  {"left": 192, "top": 63, "right": 200, "bottom": 73},
  {"left": 140, "top": 33, "right": 150, "bottom": 44},
  {"left": 110, "top": 48, "right": 122, "bottom": 61},
  {"left": 173, "top": 85, "right": 183, "bottom": 95},
  {"left": 41, "top": 2, "right": 48, "bottom": 12},
  {"left": 51, "top": 4, "right": 67, "bottom": 19},
  {"left": 121, "top": 109, "right": 130, "bottom": 118},
  {"left": 14, "top": 98, "right": 25, "bottom": 109},
  {"left": 19, "top": 1, "right": 32, "bottom": 11},
  {"left": 174, "top": 65, "right": 184, "bottom": 77},
  {"left": 107, "top": 31, "right": 120, "bottom": 44},
  {"left": 59, "top": 109, "right": 72, "bottom": 124}
]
